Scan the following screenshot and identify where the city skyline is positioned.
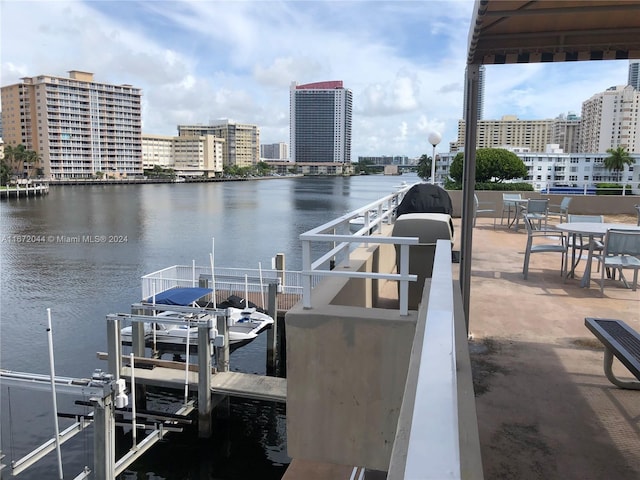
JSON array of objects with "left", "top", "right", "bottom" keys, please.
[{"left": 0, "top": 0, "right": 632, "bottom": 158}]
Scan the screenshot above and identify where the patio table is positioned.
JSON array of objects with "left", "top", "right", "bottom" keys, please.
[
  {"left": 555, "top": 222, "right": 640, "bottom": 288},
  {"left": 508, "top": 199, "right": 529, "bottom": 231}
]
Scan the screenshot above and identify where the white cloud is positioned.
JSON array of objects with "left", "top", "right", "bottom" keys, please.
[{"left": 1, "top": 0, "right": 634, "bottom": 158}]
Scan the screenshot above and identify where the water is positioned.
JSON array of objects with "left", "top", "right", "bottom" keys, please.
[{"left": 0, "top": 173, "right": 418, "bottom": 478}]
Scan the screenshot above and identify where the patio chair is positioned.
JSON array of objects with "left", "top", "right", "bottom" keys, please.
[
  {"left": 547, "top": 197, "right": 572, "bottom": 223},
  {"left": 473, "top": 194, "right": 496, "bottom": 228},
  {"left": 597, "top": 229, "right": 640, "bottom": 295},
  {"left": 523, "top": 199, "right": 549, "bottom": 230},
  {"left": 566, "top": 214, "right": 605, "bottom": 273},
  {"left": 522, "top": 214, "right": 568, "bottom": 280},
  {"left": 501, "top": 193, "right": 522, "bottom": 226}
]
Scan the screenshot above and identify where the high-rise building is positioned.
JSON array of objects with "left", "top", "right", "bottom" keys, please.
[
  {"left": 290, "top": 81, "right": 352, "bottom": 163},
  {"left": 1, "top": 70, "right": 142, "bottom": 179},
  {"left": 579, "top": 85, "right": 640, "bottom": 153},
  {"left": 178, "top": 120, "right": 259, "bottom": 168},
  {"left": 261, "top": 142, "right": 289, "bottom": 160},
  {"left": 629, "top": 60, "right": 640, "bottom": 90},
  {"left": 463, "top": 65, "right": 485, "bottom": 121}
]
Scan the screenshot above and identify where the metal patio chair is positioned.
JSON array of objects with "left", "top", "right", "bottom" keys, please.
[
  {"left": 473, "top": 194, "right": 496, "bottom": 228},
  {"left": 522, "top": 215, "right": 568, "bottom": 280},
  {"left": 523, "top": 199, "right": 549, "bottom": 230},
  {"left": 597, "top": 229, "right": 640, "bottom": 295},
  {"left": 547, "top": 197, "right": 572, "bottom": 223}
]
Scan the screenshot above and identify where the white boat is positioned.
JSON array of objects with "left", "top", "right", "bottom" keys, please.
[{"left": 121, "top": 287, "right": 274, "bottom": 350}]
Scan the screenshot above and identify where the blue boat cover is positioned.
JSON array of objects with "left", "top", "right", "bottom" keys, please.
[{"left": 144, "top": 287, "right": 213, "bottom": 306}]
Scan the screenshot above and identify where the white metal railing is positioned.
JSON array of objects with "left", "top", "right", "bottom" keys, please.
[
  {"left": 299, "top": 184, "right": 421, "bottom": 315},
  {"left": 141, "top": 265, "right": 321, "bottom": 311},
  {"left": 402, "top": 239, "right": 460, "bottom": 479}
]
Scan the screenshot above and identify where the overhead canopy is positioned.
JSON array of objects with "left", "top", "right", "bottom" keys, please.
[
  {"left": 468, "top": 0, "right": 640, "bottom": 65},
  {"left": 460, "top": 0, "right": 640, "bottom": 326}
]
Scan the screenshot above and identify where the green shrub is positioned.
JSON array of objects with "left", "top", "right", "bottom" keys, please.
[{"left": 595, "top": 183, "right": 632, "bottom": 195}]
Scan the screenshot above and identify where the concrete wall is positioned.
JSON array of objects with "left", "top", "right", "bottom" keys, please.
[
  {"left": 448, "top": 190, "right": 640, "bottom": 217},
  {"left": 285, "top": 242, "right": 418, "bottom": 471}
]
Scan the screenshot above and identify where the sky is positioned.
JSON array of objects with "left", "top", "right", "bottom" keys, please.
[{"left": 0, "top": 0, "right": 632, "bottom": 159}]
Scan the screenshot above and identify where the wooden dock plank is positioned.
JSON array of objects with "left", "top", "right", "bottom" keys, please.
[
  {"left": 211, "top": 372, "right": 286, "bottom": 403},
  {"left": 118, "top": 366, "right": 286, "bottom": 403},
  {"left": 120, "top": 365, "right": 200, "bottom": 391}
]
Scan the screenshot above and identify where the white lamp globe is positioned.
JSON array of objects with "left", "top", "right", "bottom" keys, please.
[{"left": 428, "top": 131, "right": 442, "bottom": 147}]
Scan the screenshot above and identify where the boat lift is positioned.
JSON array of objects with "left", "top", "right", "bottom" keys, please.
[{"left": 0, "top": 308, "right": 224, "bottom": 479}]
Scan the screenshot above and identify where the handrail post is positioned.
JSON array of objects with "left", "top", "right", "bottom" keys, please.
[
  {"left": 302, "top": 239, "right": 312, "bottom": 309},
  {"left": 399, "top": 244, "right": 409, "bottom": 316}
]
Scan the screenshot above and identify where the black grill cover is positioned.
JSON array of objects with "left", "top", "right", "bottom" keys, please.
[{"left": 396, "top": 184, "right": 453, "bottom": 218}]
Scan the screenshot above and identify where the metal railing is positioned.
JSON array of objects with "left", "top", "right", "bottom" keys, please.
[
  {"left": 141, "top": 265, "right": 320, "bottom": 311},
  {"left": 299, "top": 184, "right": 422, "bottom": 315},
  {"left": 401, "top": 239, "right": 462, "bottom": 479}
]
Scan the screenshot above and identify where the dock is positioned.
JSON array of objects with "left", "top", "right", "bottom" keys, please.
[
  {"left": 97, "top": 352, "right": 286, "bottom": 403},
  {"left": 0, "top": 183, "right": 49, "bottom": 198}
]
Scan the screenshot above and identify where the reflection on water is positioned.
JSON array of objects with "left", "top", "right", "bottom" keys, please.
[{"left": 0, "top": 173, "right": 419, "bottom": 478}]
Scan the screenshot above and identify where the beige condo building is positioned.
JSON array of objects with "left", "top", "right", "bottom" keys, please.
[
  {"left": 1, "top": 70, "right": 142, "bottom": 179},
  {"left": 178, "top": 120, "right": 259, "bottom": 168},
  {"left": 457, "top": 115, "right": 553, "bottom": 152},
  {"left": 142, "top": 133, "right": 224, "bottom": 177}
]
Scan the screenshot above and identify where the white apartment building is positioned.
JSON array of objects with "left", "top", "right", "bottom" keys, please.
[
  {"left": 438, "top": 149, "right": 639, "bottom": 193},
  {"left": 141, "top": 133, "right": 224, "bottom": 176},
  {"left": 1, "top": 71, "right": 142, "bottom": 179},
  {"left": 178, "top": 120, "right": 259, "bottom": 168},
  {"left": 579, "top": 85, "right": 640, "bottom": 153}
]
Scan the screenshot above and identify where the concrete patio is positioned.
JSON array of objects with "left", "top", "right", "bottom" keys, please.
[{"left": 467, "top": 214, "right": 640, "bottom": 480}]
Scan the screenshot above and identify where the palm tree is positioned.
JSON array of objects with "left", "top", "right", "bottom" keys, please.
[
  {"left": 416, "top": 153, "right": 432, "bottom": 181},
  {"left": 604, "top": 146, "right": 634, "bottom": 183},
  {"left": 24, "top": 150, "right": 42, "bottom": 178},
  {"left": 3, "top": 144, "right": 27, "bottom": 177}
]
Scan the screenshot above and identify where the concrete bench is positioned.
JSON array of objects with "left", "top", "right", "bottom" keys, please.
[{"left": 585, "top": 317, "right": 640, "bottom": 390}]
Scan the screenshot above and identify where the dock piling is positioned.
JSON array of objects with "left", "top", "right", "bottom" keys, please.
[
  {"left": 197, "top": 321, "right": 213, "bottom": 438},
  {"left": 266, "top": 282, "right": 278, "bottom": 374}
]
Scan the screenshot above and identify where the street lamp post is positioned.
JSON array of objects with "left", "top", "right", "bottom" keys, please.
[{"left": 428, "top": 131, "right": 442, "bottom": 185}]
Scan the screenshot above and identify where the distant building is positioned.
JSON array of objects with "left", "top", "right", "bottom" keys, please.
[
  {"left": 629, "top": 60, "right": 640, "bottom": 90},
  {"left": 463, "top": 65, "right": 485, "bottom": 121},
  {"left": 1, "top": 70, "right": 142, "bottom": 179},
  {"left": 457, "top": 115, "right": 553, "bottom": 152},
  {"left": 261, "top": 142, "right": 289, "bottom": 160},
  {"left": 178, "top": 120, "right": 259, "bottom": 168},
  {"left": 290, "top": 81, "right": 352, "bottom": 163},
  {"left": 551, "top": 112, "right": 581, "bottom": 154},
  {"left": 142, "top": 133, "right": 224, "bottom": 177},
  {"left": 456, "top": 113, "right": 581, "bottom": 153},
  {"left": 579, "top": 85, "right": 640, "bottom": 153},
  {"left": 357, "top": 155, "right": 413, "bottom": 166}
]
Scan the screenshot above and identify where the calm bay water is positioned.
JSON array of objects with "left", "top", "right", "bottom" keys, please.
[{"left": 0, "top": 173, "right": 417, "bottom": 479}]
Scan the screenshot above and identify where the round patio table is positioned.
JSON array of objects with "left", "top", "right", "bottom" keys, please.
[{"left": 555, "top": 222, "right": 640, "bottom": 288}]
